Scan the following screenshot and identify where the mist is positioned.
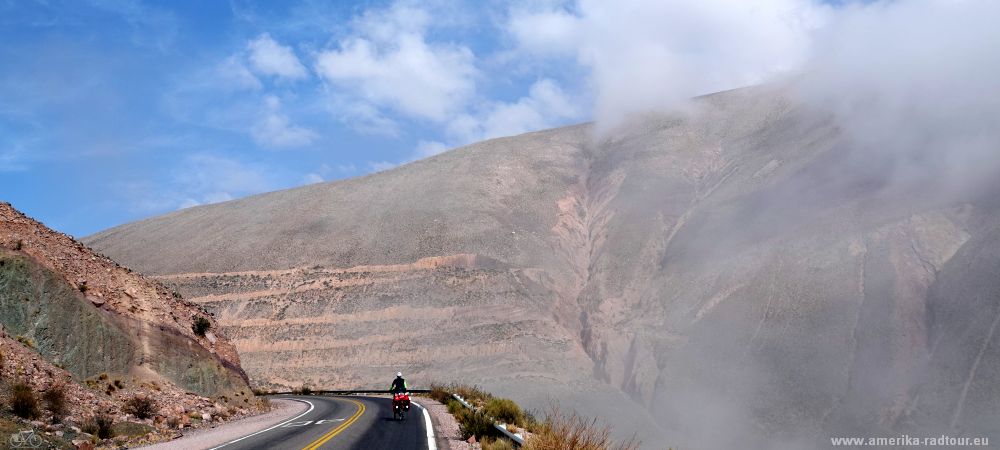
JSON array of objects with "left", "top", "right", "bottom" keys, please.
[{"left": 544, "top": 0, "right": 1000, "bottom": 448}]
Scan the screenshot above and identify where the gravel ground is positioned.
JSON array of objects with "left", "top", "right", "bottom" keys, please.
[
  {"left": 137, "top": 399, "right": 308, "bottom": 450},
  {"left": 418, "top": 398, "right": 477, "bottom": 450}
]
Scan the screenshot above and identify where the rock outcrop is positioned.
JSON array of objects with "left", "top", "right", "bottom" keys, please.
[{"left": 0, "top": 202, "right": 260, "bottom": 444}]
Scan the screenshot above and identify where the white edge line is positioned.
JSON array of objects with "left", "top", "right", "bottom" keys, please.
[
  {"left": 207, "top": 398, "right": 315, "bottom": 450},
  {"left": 412, "top": 401, "right": 437, "bottom": 450}
]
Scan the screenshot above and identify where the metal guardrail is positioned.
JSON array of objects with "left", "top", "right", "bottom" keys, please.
[
  {"left": 264, "top": 389, "right": 432, "bottom": 395},
  {"left": 451, "top": 394, "right": 525, "bottom": 447}
]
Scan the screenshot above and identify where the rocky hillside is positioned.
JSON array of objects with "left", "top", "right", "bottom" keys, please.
[
  {"left": 86, "top": 83, "right": 1000, "bottom": 448},
  {"left": 0, "top": 202, "right": 261, "bottom": 445}
]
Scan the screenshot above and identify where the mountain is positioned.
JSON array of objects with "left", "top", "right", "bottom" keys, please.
[
  {"left": 85, "top": 83, "right": 1000, "bottom": 448},
  {"left": 0, "top": 202, "right": 258, "bottom": 439}
]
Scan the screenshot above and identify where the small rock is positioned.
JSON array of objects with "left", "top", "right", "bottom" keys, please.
[
  {"left": 30, "top": 420, "right": 45, "bottom": 428},
  {"left": 202, "top": 412, "right": 212, "bottom": 422},
  {"left": 55, "top": 430, "right": 64, "bottom": 437},
  {"left": 73, "top": 440, "right": 95, "bottom": 450},
  {"left": 467, "top": 435, "right": 477, "bottom": 444},
  {"left": 88, "top": 296, "right": 105, "bottom": 307},
  {"left": 70, "top": 426, "right": 82, "bottom": 433}
]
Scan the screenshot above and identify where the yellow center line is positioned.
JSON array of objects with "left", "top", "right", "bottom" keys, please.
[{"left": 302, "top": 398, "right": 366, "bottom": 450}]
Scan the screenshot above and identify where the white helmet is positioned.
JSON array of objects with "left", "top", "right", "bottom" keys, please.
[{"left": 397, "top": 372, "right": 403, "bottom": 377}]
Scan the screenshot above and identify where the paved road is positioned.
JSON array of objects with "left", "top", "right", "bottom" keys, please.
[{"left": 209, "top": 395, "right": 430, "bottom": 450}]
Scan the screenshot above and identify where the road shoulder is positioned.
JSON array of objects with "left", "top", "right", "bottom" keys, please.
[
  {"left": 418, "top": 398, "right": 476, "bottom": 450},
  {"left": 138, "top": 398, "right": 310, "bottom": 450}
]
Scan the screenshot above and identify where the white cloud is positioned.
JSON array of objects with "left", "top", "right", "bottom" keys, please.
[
  {"left": 414, "top": 140, "right": 449, "bottom": 158},
  {"left": 797, "top": 0, "right": 1000, "bottom": 198},
  {"left": 507, "top": 0, "right": 827, "bottom": 130},
  {"left": 314, "top": 2, "right": 477, "bottom": 123},
  {"left": 301, "top": 172, "right": 324, "bottom": 185},
  {"left": 369, "top": 161, "right": 397, "bottom": 172},
  {"left": 507, "top": 8, "right": 581, "bottom": 56},
  {"left": 447, "top": 78, "right": 581, "bottom": 143},
  {"left": 174, "top": 154, "right": 271, "bottom": 201},
  {"left": 216, "top": 55, "right": 262, "bottom": 91},
  {"left": 125, "top": 154, "right": 274, "bottom": 212},
  {"left": 247, "top": 33, "right": 308, "bottom": 81},
  {"left": 250, "top": 95, "right": 318, "bottom": 148}
]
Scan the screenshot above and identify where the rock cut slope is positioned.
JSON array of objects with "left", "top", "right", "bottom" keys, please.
[
  {"left": 86, "top": 84, "right": 1000, "bottom": 448},
  {"left": 0, "top": 202, "right": 254, "bottom": 410}
]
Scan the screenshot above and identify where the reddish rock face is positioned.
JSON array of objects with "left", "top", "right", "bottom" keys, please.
[{"left": 0, "top": 202, "right": 264, "bottom": 446}]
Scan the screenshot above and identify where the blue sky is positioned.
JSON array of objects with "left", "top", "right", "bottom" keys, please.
[
  {"left": 2, "top": 0, "right": 868, "bottom": 236},
  {"left": 2, "top": 0, "right": 600, "bottom": 236}
]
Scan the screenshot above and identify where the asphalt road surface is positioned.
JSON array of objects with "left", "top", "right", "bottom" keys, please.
[{"left": 208, "top": 395, "right": 431, "bottom": 450}]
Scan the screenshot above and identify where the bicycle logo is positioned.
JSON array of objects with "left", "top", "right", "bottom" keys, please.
[{"left": 9, "top": 429, "right": 43, "bottom": 448}]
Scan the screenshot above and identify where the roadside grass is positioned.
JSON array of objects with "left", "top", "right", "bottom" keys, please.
[
  {"left": 482, "top": 436, "right": 516, "bottom": 450},
  {"left": 522, "top": 408, "right": 639, "bottom": 450},
  {"left": 431, "top": 383, "right": 640, "bottom": 449}
]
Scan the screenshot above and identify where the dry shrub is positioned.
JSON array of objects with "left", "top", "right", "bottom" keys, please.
[
  {"left": 524, "top": 409, "right": 639, "bottom": 450},
  {"left": 450, "top": 384, "right": 492, "bottom": 406},
  {"left": 83, "top": 414, "right": 115, "bottom": 439},
  {"left": 124, "top": 395, "right": 156, "bottom": 420},
  {"left": 94, "top": 415, "right": 115, "bottom": 439},
  {"left": 10, "top": 381, "right": 39, "bottom": 419},
  {"left": 42, "top": 384, "right": 67, "bottom": 420},
  {"left": 428, "top": 383, "right": 452, "bottom": 403},
  {"left": 192, "top": 316, "right": 211, "bottom": 336}
]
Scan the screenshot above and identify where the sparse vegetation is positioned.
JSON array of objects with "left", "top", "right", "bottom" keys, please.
[
  {"left": 192, "top": 316, "right": 211, "bottom": 336},
  {"left": 124, "top": 395, "right": 156, "bottom": 420},
  {"left": 10, "top": 382, "right": 39, "bottom": 419},
  {"left": 456, "top": 407, "right": 496, "bottom": 440},
  {"left": 482, "top": 397, "right": 525, "bottom": 427},
  {"left": 14, "top": 239, "right": 23, "bottom": 250},
  {"left": 523, "top": 409, "right": 639, "bottom": 450},
  {"left": 428, "top": 383, "right": 452, "bottom": 403},
  {"left": 432, "top": 383, "right": 638, "bottom": 449},
  {"left": 15, "top": 335, "right": 34, "bottom": 349},
  {"left": 482, "top": 436, "right": 516, "bottom": 450},
  {"left": 42, "top": 384, "right": 67, "bottom": 421},
  {"left": 112, "top": 420, "right": 154, "bottom": 438},
  {"left": 86, "top": 414, "right": 115, "bottom": 439}
]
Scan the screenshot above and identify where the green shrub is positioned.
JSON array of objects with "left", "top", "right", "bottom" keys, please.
[
  {"left": 457, "top": 408, "right": 495, "bottom": 440},
  {"left": 10, "top": 382, "right": 39, "bottom": 418},
  {"left": 483, "top": 397, "right": 524, "bottom": 426},
  {"left": 192, "top": 316, "right": 211, "bottom": 336}
]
